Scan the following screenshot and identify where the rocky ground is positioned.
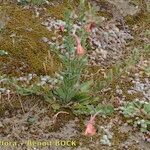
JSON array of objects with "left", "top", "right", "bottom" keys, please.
[{"left": 0, "top": 0, "right": 150, "bottom": 150}]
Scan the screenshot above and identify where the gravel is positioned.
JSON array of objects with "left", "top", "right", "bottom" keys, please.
[{"left": 41, "top": 16, "right": 133, "bottom": 66}]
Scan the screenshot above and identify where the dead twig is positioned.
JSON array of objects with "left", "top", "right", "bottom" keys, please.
[{"left": 52, "top": 111, "right": 69, "bottom": 124}]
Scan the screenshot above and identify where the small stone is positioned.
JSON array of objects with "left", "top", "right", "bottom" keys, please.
[
  {"left": 95, "top": 48, "right": 100, "bottom": 54},
  {"left": 100, "top": 49, "right": 107, "bottom": 59},
  {"left": 51, "top": 36, "right": 56, "bottom": 41},
  {"left": 92, "top": 51, "right": 97, "bottom": 56},
  {"left": 42, "top": 37, "right": 49, "bottom": 43},
  {"left": 103, "top": 135, "right": 108, "bottom": 140},
  {"left": 0, "top": 122, "right": 4, "bottom": 128},
  {"left": 45, "top": 0, "right": 50, "bottom": 5},
  {"left": 113, "top": 27, "right": 120, "bottom": 33},
  {"left": 47, "top": 26, "right": 51, "bottom": 31}
]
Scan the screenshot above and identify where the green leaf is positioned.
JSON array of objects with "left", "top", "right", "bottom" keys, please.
[
  {"left": 97, "top": 104, "right": 114, "bottom": 116},
  {"left": 44, "top": 91, "right": 53, "bottom": 103},
  {"left": 0, "top": 50, "right": 8, "bottom": 56},
  {"left": 145, "top": 120, "right": 150, "bottom": 125},
  {"left": 27, "top": 116, "right": 36, "bottom": 124},
  {"left": 80, "top": 80, "right": 93, "bottom": 93},
  {"left": 54, "top": 88, "right": 66, "bottom": 100},
  {"left": 16, "top": 85, "right": 41, "bottom": 96},
  {"left": 51, "top": 103, "right": 61, "bottom": 111},
  {"left": 144, "top": 103, "right": 150, "bottom": 115},
  {"left": 73, "top": 92, "right": 90, "bottom": 102},
  {"left": 122, "top": 103, "right": 136, "bottom": 117},
  {"left": 73, "top": 102, "right": 114, "bottom": 116},
  {"left": 144, "top": 66, "right": 150, "bottom": 76}
]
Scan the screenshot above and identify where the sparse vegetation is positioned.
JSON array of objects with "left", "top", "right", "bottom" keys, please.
[
  {"left": 17, "top": 0, "right": 46, "bottom": 5},
  {"left": 0, "top": 0, "right": 150, "bottom": 149},
  {"left": 120, "top": 99, "right": 150, "bottom": 132}
]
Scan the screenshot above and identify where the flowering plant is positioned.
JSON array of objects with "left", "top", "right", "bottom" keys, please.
[{"left": 53, "top": 7, "right": 91, "bottom": 103}]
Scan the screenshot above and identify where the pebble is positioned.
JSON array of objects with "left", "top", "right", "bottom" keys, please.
[
  {"left": 0, "top": 88, "right": 6, "bottom": 93},
  {"left": 0, "top": 122, "right": 4, "bottom": 128},
  {"left": 40, "top": 13, "right": 133, "bottom": 66},
  {"left": 41, "top": 37, "right": 49, "bottom": 43}
]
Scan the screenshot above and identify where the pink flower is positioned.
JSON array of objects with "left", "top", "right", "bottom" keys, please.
[
  {"left": 84, "top": 111, "right": 100, "bottom": 136},
  {"left": 59, "top": 25, "right": 65, "bottom": 32},
  {"left": 85, "top": 22, "right": 96, "bottom": 33},
  {"left": 84, "top": 115, "right": 96, "bottom": 136},
  {"left": 84, "top": 122, "right": 96, "bottom": 136},
  {"left": 74, "top": 34, "right": 85, "bottom": 56},
  {"left": 76, "top": 44, "right": 85, "bottom": 56}
]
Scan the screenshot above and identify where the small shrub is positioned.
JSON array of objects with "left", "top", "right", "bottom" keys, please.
[
  {"left": 120, "top": 99, "right": 150, "bottom": 132},
  {"left": 73, "top": 100, "right": 114, "bottom": 117}
]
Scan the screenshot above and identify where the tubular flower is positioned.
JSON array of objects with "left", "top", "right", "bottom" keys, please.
[
  {"left": 59, "top": 25, "right": 65, "bottom": 32},
  {"left": 74, "top": 34, "right": 85, "bottom": 56},
  {"left": 84, "top": 115, "right": 96, "bottom": 136},
  {"left": 85, "top": 22, "right": 96, "bottom": 33}
]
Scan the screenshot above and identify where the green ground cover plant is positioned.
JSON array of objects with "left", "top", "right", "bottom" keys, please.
[{"left": 120, "top": 99, "right": 150, "bottom": 132}]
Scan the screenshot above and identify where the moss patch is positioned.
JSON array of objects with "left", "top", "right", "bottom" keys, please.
[
  {"left": 46, "top": 0, "right": 79, "bottom": 19},
  {"left": 0, "top": 4, "right": 60, "bottom": 75}
]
